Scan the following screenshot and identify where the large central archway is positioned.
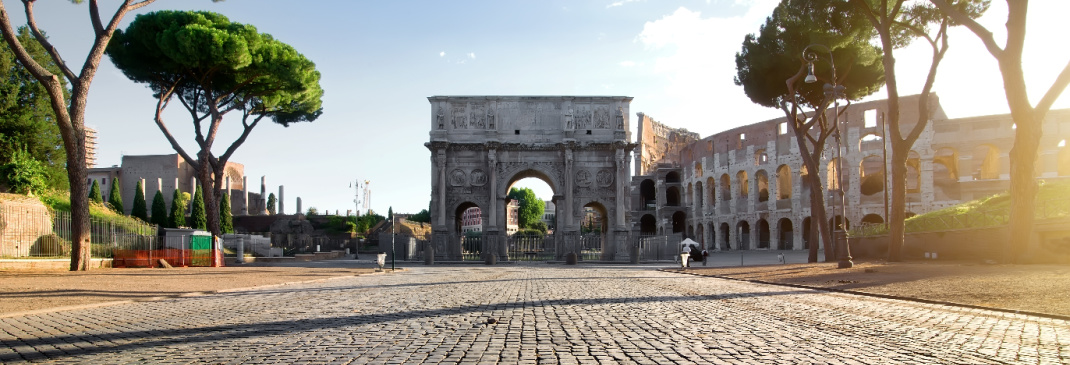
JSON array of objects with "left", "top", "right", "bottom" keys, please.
[{"left": 427, "top": 96, "right": 636, "bottom": 261}]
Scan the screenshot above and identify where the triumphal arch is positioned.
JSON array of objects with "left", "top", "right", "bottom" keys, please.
[{"left": 426, "top": 96, "right": 636, "bottom": 261}]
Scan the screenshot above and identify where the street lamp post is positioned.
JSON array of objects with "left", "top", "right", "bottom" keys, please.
[
  {"left": 391, "top": 213, "right": 396, "bottom": 271},
  {"left": 802, "top": 43, "right": 853, "bottom": 269}
]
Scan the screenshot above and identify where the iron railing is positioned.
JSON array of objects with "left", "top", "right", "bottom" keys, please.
[{"left": 1, "top": 205, "right": 157, "bottom": 258}]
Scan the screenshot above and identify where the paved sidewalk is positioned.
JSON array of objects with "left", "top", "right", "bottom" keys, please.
[{"left": 2, "top": 264, "right": 1068, "bottom": 364}]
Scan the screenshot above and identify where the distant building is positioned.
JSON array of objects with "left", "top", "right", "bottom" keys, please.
[
  {"left": 458, "top": 201, "right": 521, "bottom": 235},
  {"left": 84, "top": 127, "right": 98, "bottom": 168},
  {"left": 87, "top": 154, "right": 263, "bottom": 218},
  {"left": 542, "top": 200, "right": 556, "bottom": 233}
]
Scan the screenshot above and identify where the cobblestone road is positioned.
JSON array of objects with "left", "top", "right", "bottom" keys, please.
[{"left": 1, "top": 264, "right": 1067, "bottom": 364}]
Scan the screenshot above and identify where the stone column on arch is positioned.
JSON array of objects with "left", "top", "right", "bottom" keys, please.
[{"left": 279, "top": 185, "right": 284, "bottom": 215}]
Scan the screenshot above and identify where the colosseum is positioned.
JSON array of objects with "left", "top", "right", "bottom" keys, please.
[{"left": 629, "top": 94, "right": 1070, "bottom": 252}]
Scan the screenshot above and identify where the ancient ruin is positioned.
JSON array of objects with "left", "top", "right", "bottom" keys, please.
[{"left": 427, "top": 96, "right": 636, "bottom": 261}]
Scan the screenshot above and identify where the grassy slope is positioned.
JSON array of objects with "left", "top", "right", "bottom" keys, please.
[{"left": 857, "top": 180, "right": 1070, "bottom": 236}]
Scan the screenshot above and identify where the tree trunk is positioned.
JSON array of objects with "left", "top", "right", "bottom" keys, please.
[
  {"left": 64, "top": 126, "right": 91, "bottom": 271},
  {"left": 198, "top": 154, "right": 220, "bottom": 236},
  {"left": 887, "top": 143, "right": 908, "bottom": 261},
  {"left": 1005, "top": 98, "right": 1039, "bottom": 262}
]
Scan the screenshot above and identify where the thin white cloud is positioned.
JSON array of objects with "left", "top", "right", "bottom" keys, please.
[
  {"left": 439, "top": 51, "right": 445, "bottom": 57},
  {"left": 619, "top": 60, "right": 636, "bottom": 67},
  {"left": 468, "top": 52, "right": 476, "bottom": 59},
  {"left": 607, "top": 0, "right": 642, "bottom": 8}
]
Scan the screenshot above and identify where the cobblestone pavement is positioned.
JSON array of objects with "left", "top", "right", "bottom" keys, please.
[{"left": 1, "top": 264, "right": 1067, "bottom": 364}]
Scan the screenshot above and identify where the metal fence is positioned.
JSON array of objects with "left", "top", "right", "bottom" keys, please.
[{"left": 1, "top": 205, "right": 158, "bottom": 258}]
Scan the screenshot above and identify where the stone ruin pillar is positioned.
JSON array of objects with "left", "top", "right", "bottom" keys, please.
[
  {"left": 260, "top": 176, "right": 267, "bottom": 215},
  {"left": 279, "top": 185, "right": 285, "bottom": 215},
  {"left": 241, "top": 176, "right": 249, "bottom": 215},
  {"left": 296, "top": 197, "right": 302, "bottom": 215}
]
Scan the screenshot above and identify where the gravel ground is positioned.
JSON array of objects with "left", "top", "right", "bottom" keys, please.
[
  {"left": 2, "top": 258, "right": 1068, "bottom": 319},
  {"left": 674, "top": 259, "right": 1070, "bottom": 318}
]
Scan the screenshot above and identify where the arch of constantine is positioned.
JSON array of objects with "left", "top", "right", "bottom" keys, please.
[{"left": 426, "top": 96, "right": 636, "bottom": 261}]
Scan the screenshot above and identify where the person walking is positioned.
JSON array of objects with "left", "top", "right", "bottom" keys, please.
[
  {"left": 680, "top": 244, "right": 690, "bottom": 268},
  {"left": 701, "top": 249, "right": 709, "bottom": 266}
]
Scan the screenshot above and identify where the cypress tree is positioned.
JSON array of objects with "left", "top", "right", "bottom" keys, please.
[
  {"left": 88, "top": 180, "right": 103, "bottom": 203},
  {"left": 219, "top": 192, "right": 234, "bottom": 234},
  {"left": 150, "top": 190, "right": 167, "bottom": 227},
  {"left": 169, "top": 188, "right": 186, "bottom": 228},
  {"left": 107, "top": 180, "right": 123, "bottom": 214},
  {"left": 191, "top": 188, "right": 207, "bottom": 230},
  {"left": 266, "top": 193, "right": 276, "bottom": 215},
  {"left": 131, "top": 180, "right": 148, "bottom": 221}
]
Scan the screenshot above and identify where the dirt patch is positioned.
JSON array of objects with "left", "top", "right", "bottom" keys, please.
[
  {"left": 674, "top": 260, "right": 1070, "bottom": 318},
  {"left": 0, "top": 265, "right": 378, "bottom": 317}
]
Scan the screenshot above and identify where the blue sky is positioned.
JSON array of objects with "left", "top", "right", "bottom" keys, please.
[{"left": 5, "top": 0, "right": 1069, "bottom": 215}]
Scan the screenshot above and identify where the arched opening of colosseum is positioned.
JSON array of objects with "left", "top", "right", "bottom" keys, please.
[
  {"left": 695, "top": 181, "right": 704, "bottom": 208},
  {"left": 671, "top": 211, "right": 686, "bottom": 234},
  {"left": 972, "top": 144, "right": 1001, "bottom": 180},
  {"left": 639, "top": 179, "right": 656, "bottom": 210},
  {"left": 639, "top": 214, "right": 656, "bottom": 235},
  {"left": 696, "top": 223, "right": 705, "bottom": 247},
  {"left": 861, "top": 214, "right": 884, "bottom": 225},
  {"left": 858, "top": 133, "right": 884, "bottom": 153},
  {"left": 777, "top": 218, "right": 793, "bottom": 250},
  {"left": 706, "top": 177, "right": 716, "bottom": 207},
  {"left": 859, "top": 155, "right": 885, "bottom": 204},
  {"left": 757, "top": 219, "right": 770, "bottom": 248},
  {"left": 756, "top": 170, "right": 770, "bottom": 203},
  {"left": 720, "top": 174, "right": 731, "bottom": 201},
  {"left": 1058, "top": 139, "right": 1069, "bottom": 176},
  {"left": 829, "top": 215, "right": 850, "bottom": 232},
  {"left": 694, "top": 162, "right": 703, "bottom": 178},
  {"left": 776, "top": 165, "right": 792, "bottom": 201},
  {"left": 755, "top": 149, "right": 768, "bottom": 166},
  {"left": 687, "top": 224, "right": 694, "bottom": 240},
  {"left": 907, "top": 150, "right": 921, "bottom": 196},
  {"left": 455, "top": 202, "right": 483, "bottom": 258},
  {"left": 719, "top": 223, "right": 731, "bottom": 250},
  {"left": 666, "top": 171, "right": 681, "bottom": 183},
  {"left": 737, "top": 220, "right": 751, "bottom": 250},
  {"left": 737, "top": 171, "right": 749, "bottom": 198},
  {"left": 666, "top": 186, "right": 681, "bottom": 206},
  {"left": 802, "top": 217, "right": 812, "bottom": 250},
  {"left": 800, "top": 166, "right": 811, "bottom": 206},
  {"left": 933, "top": 148, "right": 960, "bottom": 200}
]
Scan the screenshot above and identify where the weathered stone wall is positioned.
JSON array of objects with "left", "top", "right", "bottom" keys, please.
[{"left": 0, "top": 195, "right": 53, "bottom": 257}]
